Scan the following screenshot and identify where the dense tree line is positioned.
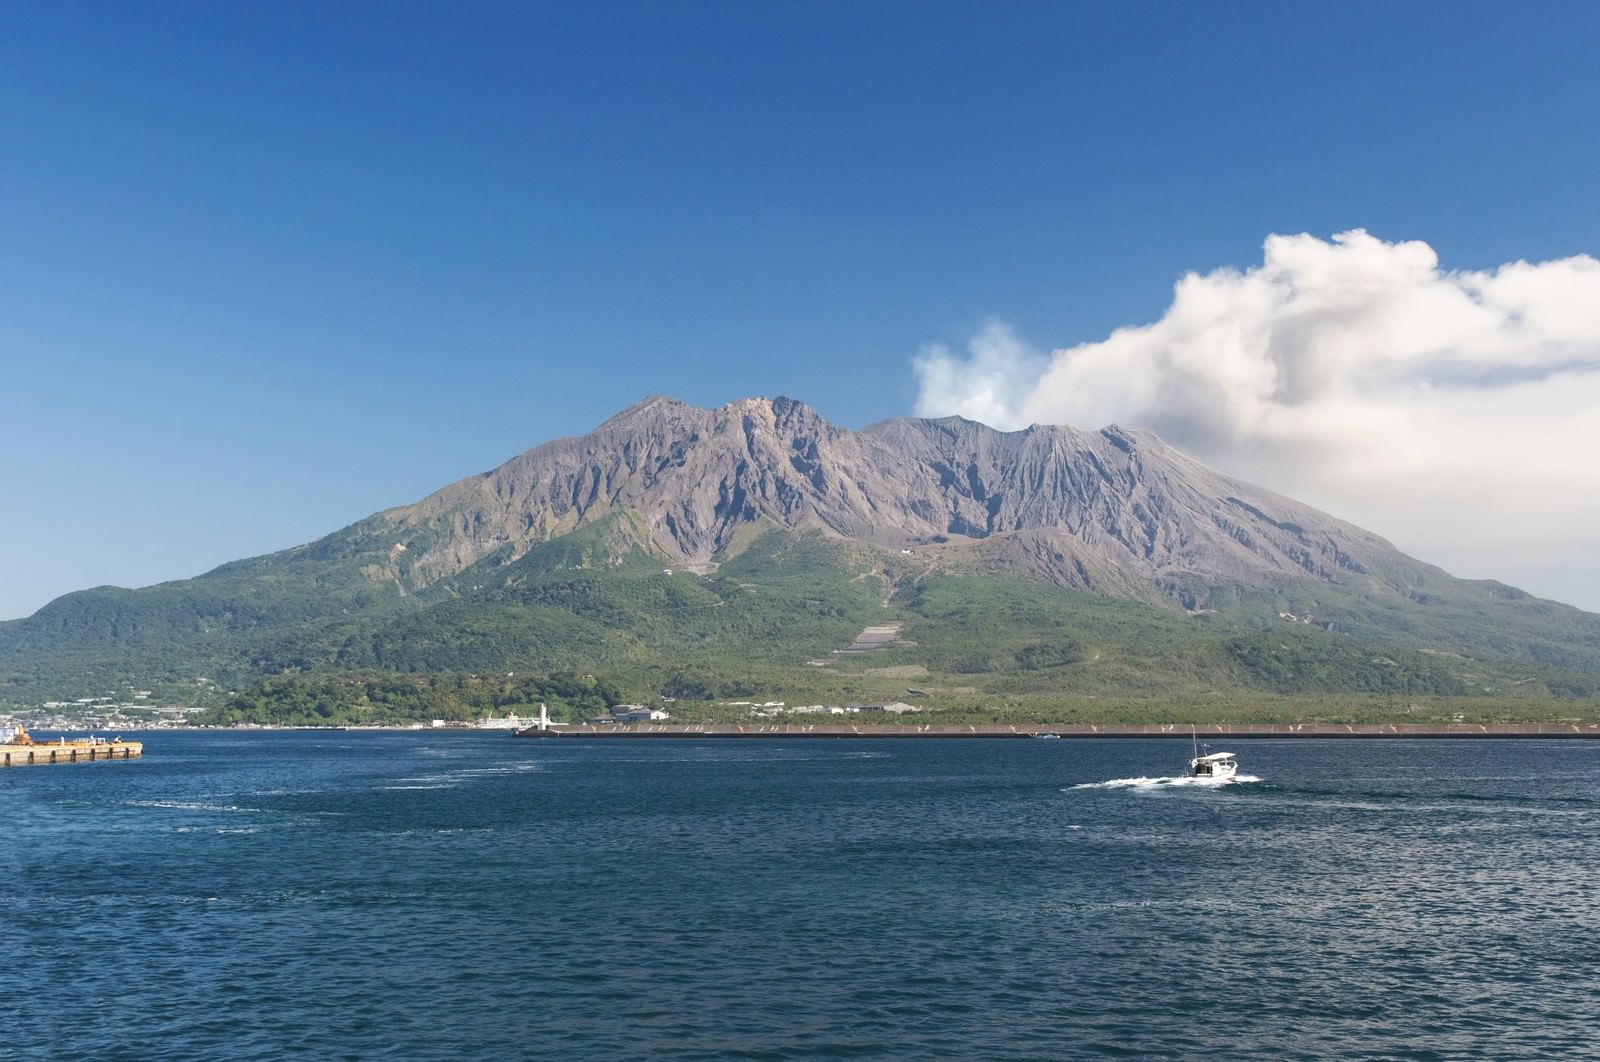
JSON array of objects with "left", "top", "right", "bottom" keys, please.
[{"left": 196, "top": 670, "right": 626, "bottom": 727}]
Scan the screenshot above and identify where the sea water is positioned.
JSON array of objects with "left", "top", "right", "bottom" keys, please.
[{"left": 3, "top": 731, "right": 1597, "bottom": 1059}]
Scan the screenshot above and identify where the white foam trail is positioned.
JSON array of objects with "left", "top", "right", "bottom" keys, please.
[
  {"left": 126, "top": 799, "right": 257, "bottom": 812},
  {"left": 1068, "top": 774, "right": 1262, "bottom": 790}
]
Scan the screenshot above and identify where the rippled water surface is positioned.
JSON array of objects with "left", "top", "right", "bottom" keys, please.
[{"left": 5, "top": 732, "right": 1599, "bottom": 1059}]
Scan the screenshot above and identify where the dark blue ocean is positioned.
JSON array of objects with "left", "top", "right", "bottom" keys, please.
[{"left": 5, "top": 732, "right": 1598, "bottom": 1060}]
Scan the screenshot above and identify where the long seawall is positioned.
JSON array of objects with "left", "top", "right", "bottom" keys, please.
[{"left": 516, "top": 722, "right": 1600, "bottom": 740}]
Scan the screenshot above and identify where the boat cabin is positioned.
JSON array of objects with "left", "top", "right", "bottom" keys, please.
[{"left": 1190, "top": 751, "right": 1239, "bottom": 779}]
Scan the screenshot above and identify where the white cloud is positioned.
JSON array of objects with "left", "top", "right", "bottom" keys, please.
[
  {"left": 912, "top": 230, "right": 1600, "bottom": 611},
  {"left": 911, "top": 319, "right": 1048, "bottom": 431}
]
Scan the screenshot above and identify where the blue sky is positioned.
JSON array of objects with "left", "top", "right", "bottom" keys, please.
[{"left": 4, "top": 1, "right": 1599, "bottom": 619}]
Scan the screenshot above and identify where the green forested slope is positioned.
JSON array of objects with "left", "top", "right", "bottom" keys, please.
[{"left": 5, "top": 519, "right": 1598, "bottom": 722}]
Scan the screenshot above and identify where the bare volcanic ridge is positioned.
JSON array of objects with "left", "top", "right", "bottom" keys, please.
[{"left": 355, "top": 394, "right": 1408, "bottom": 609}]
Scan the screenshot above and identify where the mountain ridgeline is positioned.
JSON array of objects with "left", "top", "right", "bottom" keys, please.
[{"left": 5, "top": 395, "right": 1599, "bottom": 718}]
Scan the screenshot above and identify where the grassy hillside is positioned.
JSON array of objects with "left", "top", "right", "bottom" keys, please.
[{"left": 6, "top": 520, "right": 1600, "bottom": 724}]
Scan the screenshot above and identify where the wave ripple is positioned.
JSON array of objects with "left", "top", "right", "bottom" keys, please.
[{"left": 5, "top": 732, "right": 1596, "bottom": 1059}]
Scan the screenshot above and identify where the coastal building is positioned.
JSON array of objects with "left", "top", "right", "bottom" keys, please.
[{"left": 608, "top": 705, "right": 671, "bottom": 722}]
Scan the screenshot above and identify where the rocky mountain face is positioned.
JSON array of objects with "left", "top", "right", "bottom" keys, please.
[
  {"left": 347, "top": 394, "right": 1413, "bottom": 609},
  {"left": 10, "top": 393, "right": 1600, "bottom": 705}
]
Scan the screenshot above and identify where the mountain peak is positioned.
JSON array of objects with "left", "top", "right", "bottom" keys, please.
[
  {"left": 12, "top": 393, "right": 1598, "bottom": 709},
  {"left": 354, "top": 395, "right": 1413, "bottom": 609},
  {"left": 593, "top": 394, "right": 694, "bottom": 431}
]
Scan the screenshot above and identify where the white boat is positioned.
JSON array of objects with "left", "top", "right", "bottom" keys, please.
[
  {"left": 1189, "top": 750, "right": 1239, "bottom": 780},
  {"left": 1188, "top": 729, "right": 1239, "bottom": 780}
]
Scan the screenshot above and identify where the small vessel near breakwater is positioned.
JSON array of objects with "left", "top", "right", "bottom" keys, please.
[
  {"left": 1188, "top": 728, "right": 1237, "bottom": 781},
  {"left": 1189, "top": 750, "right": 1238, "bottom": 780},
  {"left": 1, "top": 723, "right": 143, "bottom": 767}
]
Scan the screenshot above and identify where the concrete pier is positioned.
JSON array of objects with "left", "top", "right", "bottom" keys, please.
[{"left": 1, "top": 739, "right": 144, "bottom": 767}]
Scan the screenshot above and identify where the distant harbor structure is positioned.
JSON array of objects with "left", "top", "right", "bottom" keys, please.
[
  {"left": 475, "top": 713, "right": 530, "bottom": 730},
  {"left": 1, "top": 723, "right": 143, "bottom": 767},
  {"left": 514, "top": 703, "right": 566, "bottom": 738}
]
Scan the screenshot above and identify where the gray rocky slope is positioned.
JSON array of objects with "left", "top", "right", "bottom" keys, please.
[
  {"left": 12, "top": 393, "right": 1599, "bottom": 683},
  {"left": 350, "top": 394, "right": 1415, "bottom": 609}
]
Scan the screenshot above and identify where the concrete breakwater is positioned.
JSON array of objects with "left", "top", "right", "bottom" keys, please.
[
  {"left": 516, "top": 721, "right": 1600, "bottom": 739},
  {"left": 1, "top": 739, "right": 144, "bottom": 766}
]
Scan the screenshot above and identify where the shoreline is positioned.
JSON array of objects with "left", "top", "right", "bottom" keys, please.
[
  {"left": 514, "top": 721, "right": 1600, "bottom": 739},
  {"left": 32, "top": 721, "right": 1600, "bottom": 739}
]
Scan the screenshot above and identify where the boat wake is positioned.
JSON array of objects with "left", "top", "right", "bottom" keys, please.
[{"left": 1068, "top": 774, "right": 1263, "bottom": 790}]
